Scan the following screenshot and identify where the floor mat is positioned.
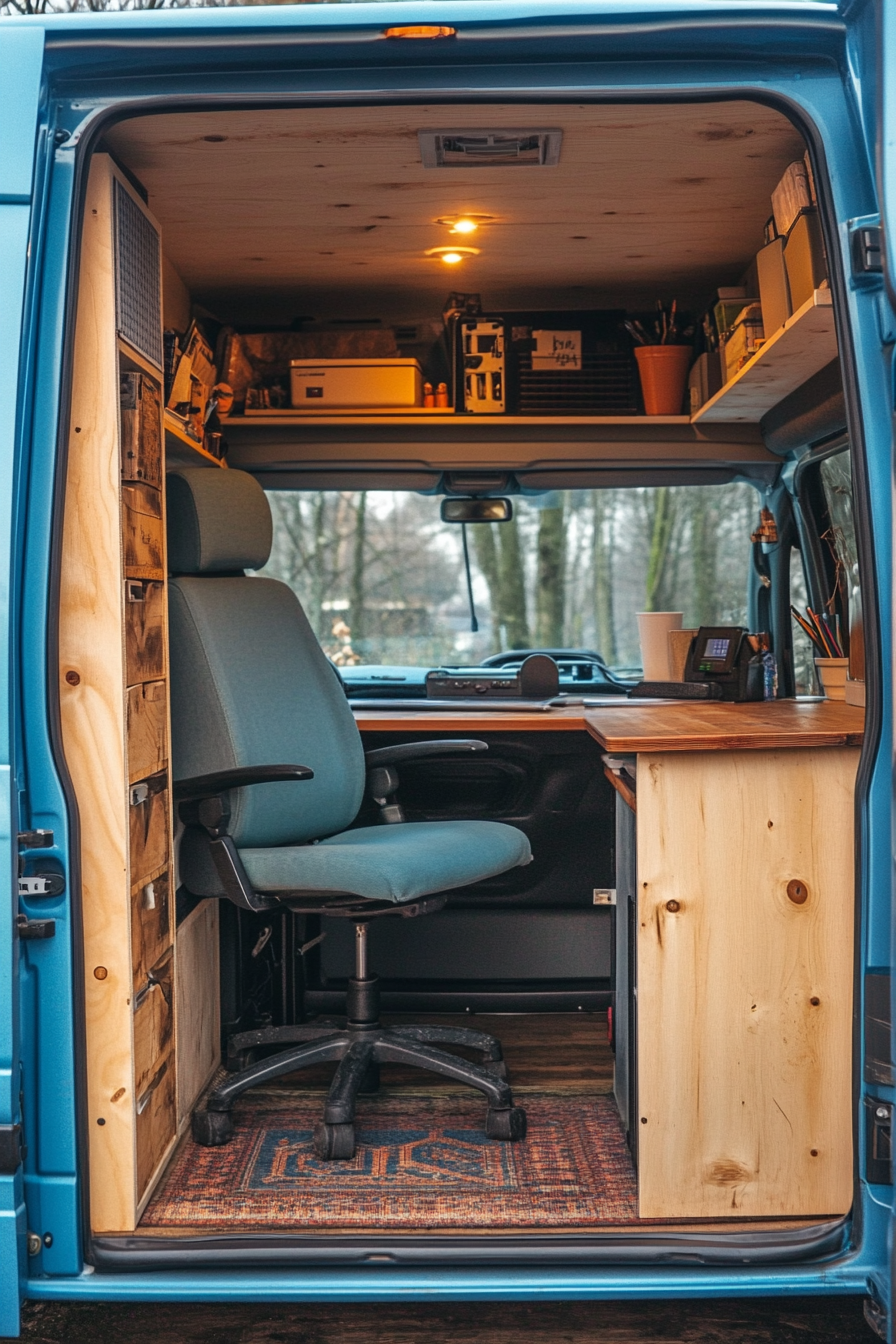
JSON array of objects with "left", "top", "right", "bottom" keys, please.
[{"left": 141, "top": 1090, "right": 638, "bottom": 1230}]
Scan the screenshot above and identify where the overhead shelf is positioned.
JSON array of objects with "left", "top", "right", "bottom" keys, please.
[
  {"left": 693, "top": 290, "right": 837, "bottom": 424},
  {"left": 164, "top": 411, "right": 227, "bottom": 468}
]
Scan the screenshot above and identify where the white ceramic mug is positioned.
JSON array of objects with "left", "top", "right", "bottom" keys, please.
[{"left": 637, "top": 612, "right": 683, "bottom": 680}]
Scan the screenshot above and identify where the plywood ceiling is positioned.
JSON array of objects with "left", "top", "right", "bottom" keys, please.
[{"left": 106, "top": 102, "right": 805, "bottom": 325}]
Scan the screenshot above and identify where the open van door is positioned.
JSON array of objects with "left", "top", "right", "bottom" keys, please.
[{"left": 0, "top": 23, "right": 45, "bottom": 1339}]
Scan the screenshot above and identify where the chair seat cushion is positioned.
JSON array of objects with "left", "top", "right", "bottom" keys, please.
[{"left": 239, "top": 820, "right": 531, "bottom": 904}]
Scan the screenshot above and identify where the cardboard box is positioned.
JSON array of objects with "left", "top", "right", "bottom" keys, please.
[
  {"left": 756, "top": 237, "right": 792, "bottom": 339},
  {"left": 687, "top": 351, "right": 722, "bottom": 412},
  {"left": 721, "top": 304, "right": 764, "bottom": 382},
  {"left": 290, "top": 358, "right": 423, "bottom": 409},
  {"left": 784, "top": 210, "right": 827, "bottom": 311}
]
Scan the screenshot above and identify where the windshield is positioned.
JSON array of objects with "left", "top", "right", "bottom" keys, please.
[{"left": 258, "top": 484, "right": 758, "bottom": 671}]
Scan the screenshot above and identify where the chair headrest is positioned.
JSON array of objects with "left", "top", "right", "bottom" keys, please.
[{"left": 167, "top": 468, "right": 273, "bottom": 574}]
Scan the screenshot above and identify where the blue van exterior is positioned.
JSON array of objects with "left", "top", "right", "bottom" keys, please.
[{"left": 1, "top": 0, "right": 894, "bottom": 1336}]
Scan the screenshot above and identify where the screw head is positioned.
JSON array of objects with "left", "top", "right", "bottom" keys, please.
[
  {"left": 27, "top": 1232, "right": 41, "bottom": 1256},
  {"left": 876, "top": 1106, "right": 890, "bottom": 1120},
  {"left": 43, "top": 1233, "right": 53, "bottom": 1248}
]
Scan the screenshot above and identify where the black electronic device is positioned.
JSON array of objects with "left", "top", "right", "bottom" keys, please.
[
  {"left": 683, "top": 626, "right": 764, "bottom": 702},
  {"left": 426, "top": 653, "right": 560, "bottom": 700}
]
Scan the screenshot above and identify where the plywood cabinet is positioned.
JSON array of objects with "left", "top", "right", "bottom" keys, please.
[
  {"left": 59, "top": 155, "right": 180, "bottom": 1231},
  {"left": 634, "top": 747, "right": 857, "bottom": 1219}
]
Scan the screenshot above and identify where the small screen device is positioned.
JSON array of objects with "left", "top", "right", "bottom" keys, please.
[{"left": 683, "top": 626, "right": 764, "bottom": 701}]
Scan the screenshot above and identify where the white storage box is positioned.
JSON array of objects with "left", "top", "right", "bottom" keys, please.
[{"left": 290, "top": 358, "right": 423, "bottom": 409}]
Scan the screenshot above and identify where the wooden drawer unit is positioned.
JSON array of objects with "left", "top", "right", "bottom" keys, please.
[
  {"left": 131, "top": 869, "right": 171, "bottom": 991},
  {"left": 134, "top": 953, "right": 174, "bottom": 1098},
  {"left": 126, "top": 680, "right": 167, "bottom": 784},
  {"left": 136, "top": 1057, "right": 176, "bottom": 1200},
  {"left": 122, "top": 482, "right": 164, "bottom": 580},
  {"left": 120, "top": 371, "right": 163, "bottom": 488},
  {"left": 129, "top": 772, "right": 169, "bottom": 885},
  {"left": 125, "top": 580, "right": 166, "bottom": 685}
]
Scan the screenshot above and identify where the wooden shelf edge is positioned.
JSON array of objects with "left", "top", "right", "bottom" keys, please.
[
  {"left": 692, "top": 290, "right": 836, "bottom": 425},
  {"left": 164, "top": 412, "right": 227, "bottom": 468}
]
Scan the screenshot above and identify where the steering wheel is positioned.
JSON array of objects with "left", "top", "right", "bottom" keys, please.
[{"left": 479, "top": 648, "right": 609, "bottom": 669}]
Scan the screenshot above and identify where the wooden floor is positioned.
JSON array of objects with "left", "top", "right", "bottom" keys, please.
[
  {"left": 12, "top": 1296, "right": 879, "bottom": 1343},
  {"left": 265, "top": 1011, "right": 615, "bottom": 1096},
  {"left": 137, "top": 1014, "right": 834, "bottom": 1238}
]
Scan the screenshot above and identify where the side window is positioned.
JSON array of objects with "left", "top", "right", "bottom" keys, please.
[
  {"left": 789, "top": 545, "right": 816, "bottom": 694},
  {"left": 818, "top": 449, "right": 863, "bottom": 682}
]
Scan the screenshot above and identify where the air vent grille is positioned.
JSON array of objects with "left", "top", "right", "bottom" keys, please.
[
  {"left": 113, "top": 179, "right": 162, "bottom": 369},
  {"left": 419, "top": 129, "right": 562, "bottom": 168},
  {"left": 516, "top": 352, "right": 639, "bottom": 415}
]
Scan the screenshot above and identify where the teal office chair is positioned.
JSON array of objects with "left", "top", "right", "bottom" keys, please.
[{"left": 167, "top": 468, "right": 531, "bottom": 1159}]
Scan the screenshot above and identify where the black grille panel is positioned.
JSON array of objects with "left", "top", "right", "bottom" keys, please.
[
  {"left": 516, "top": 351, "right": 638, "bottom": 414},
  {"left": 114, "top": 180, "right": 162, "bottom": 369}
]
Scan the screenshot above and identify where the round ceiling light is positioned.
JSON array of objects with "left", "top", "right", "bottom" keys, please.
[
  {"left": 435, "top": 214, "right": 495, "bottom": 234},
  {"left": 426, "top": 246, "right": 480, "bottom": 264}
]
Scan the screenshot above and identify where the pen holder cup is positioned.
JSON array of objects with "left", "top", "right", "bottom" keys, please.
[
  {"left": 635, "top": 345, "right": 693, "bottom": 416},
  {"left": 814, "top": 657, "right": 848, "bottom": 700}
]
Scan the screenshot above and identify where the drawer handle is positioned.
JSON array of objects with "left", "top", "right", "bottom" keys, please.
[{"left": 136, "top": 1059, "right": 168, "bottom": 1115}]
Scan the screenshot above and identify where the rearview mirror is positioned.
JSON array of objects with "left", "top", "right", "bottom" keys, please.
[{"left": 440, "top": 497, "right": 513, "bottom": 523}]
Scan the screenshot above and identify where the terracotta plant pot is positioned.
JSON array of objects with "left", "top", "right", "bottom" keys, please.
[{"left": 634, "top": 345, "right": 693, "bottom": 416}]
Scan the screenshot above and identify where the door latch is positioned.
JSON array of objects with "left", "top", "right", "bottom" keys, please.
[
  {"left": 16, "top": 914, "right": 56, "bottom": 941},
  {"left": 0, "top": 1124, "right": 26, "bottom": 1174},
  {"left": 852, "top": 224, "right": 882, "bottom": 276},
  {"left": 865, "top": 1097, "right": 892, "bottom": 1184},
  {"left": 18, "top": 874, "right": 64, "bottom": 898}
]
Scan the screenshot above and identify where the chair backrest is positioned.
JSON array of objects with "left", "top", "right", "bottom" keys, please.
[{"left": 167, "top": 468, "right": 365, "bottom": 848}]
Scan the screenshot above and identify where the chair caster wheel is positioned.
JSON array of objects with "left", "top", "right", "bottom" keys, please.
[
  {"left": 484, "top": 1058, "right": 508, "bottom": 1081},
  {"left": 192, "top": 1108, "right": 234, "bottom": 1146},
  {"left": 313, "top": 1122, "right": 355, "bottom": 1160},
  {"left": 486, "top": 1105, "right": 527, "bottom": 1142}
]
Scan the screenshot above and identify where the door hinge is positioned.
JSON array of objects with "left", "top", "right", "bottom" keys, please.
[
  {"left": 852, "top": 224, "right": 882, "bottom": 276},
  {"left": 0, "top": 1123, "right": 26, "bottom": 1174},
  {"left": 18, "top": 874, "right": 64, "bottom": 898},
  {"left": 16, "top": 914, "right": 55, "bottom": 941},
  {"left": 593, "top": 888, "right": 617, "bottom": 906},
  {"left": 18, "top": 830, "right": 53, "bottom": 850}
]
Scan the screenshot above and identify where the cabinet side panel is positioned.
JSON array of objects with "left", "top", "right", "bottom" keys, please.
[
  {"left": 636, "top": 747, "right": 856, "bottom": 1218},
  {"left": 175, "top": 900, "right": 221, "bottom": 1125},
  {"left": 58, "top": 156, "right": 136, "bottom": 1232}
]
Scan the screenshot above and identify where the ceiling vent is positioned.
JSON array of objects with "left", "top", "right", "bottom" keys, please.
[{"left": 418, "top": 129, "right": 562, "bottom": 168}]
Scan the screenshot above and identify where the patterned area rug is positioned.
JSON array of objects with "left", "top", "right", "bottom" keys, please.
[{"left": 142, "top": 1091, "right": 637, "bottom": 1230}]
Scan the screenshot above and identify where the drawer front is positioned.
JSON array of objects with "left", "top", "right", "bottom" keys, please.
[
  {"left": 131, "top": 869, "right": 171, "bottom": 990},
  {"left": 133, "top": 953, "right": 174, "bottom": 1098},
  {"left": 135, "top": 1056, "right": 176, "bottom": 1199},
  {"left": 129, "top": 772, "right": 169, "bottom": 887},
  {"left": 125, "top": 580, "right": 166, "bottom": 686},
  {"left": 126, "top": 680, "right": 167, "bottom": 784},
  {"left": 120, "top": 372, "right": 162, "bottom": 488},
  {"left": 122, "top": 483, "right": 164, "bottom": 580}
]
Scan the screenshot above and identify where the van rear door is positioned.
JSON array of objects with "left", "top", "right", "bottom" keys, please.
[{"left": 0, "top": 22, "right": 45, "bottom": 1339}]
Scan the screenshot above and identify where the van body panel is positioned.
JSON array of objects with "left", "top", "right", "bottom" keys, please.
[{"left": 2, "top": 0, "right": 894, "bottom": 1326}]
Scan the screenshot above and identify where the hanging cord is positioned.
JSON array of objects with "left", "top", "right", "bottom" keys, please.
[{"left": 461, "top": 523, "right": 479, "bottom": 633}]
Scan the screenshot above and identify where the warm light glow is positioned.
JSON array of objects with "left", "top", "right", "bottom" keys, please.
[
  {"left": 451, "top": 219, "right": 478, "bottom": 235},
  {"left": 426, "top": 246, "right": 480, "bottom": 264}
]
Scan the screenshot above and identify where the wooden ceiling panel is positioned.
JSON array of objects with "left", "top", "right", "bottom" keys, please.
[{"left": 106, "top": 102, "right": 805, "bottom": 323}]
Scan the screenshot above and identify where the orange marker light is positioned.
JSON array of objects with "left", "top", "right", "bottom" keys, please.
[{"left": 384, "top": 25, "right": 456, "bottom": 38}]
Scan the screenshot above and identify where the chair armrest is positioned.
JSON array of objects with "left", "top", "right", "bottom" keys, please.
[
  {"left": 364, "top": 740, "right": 488, "bottom": 768},
  {"left": 174, "top": 764, "right": 314, "bottom": 802},
  {"left": 364, "top": 741, "right": 487, "bottom": 824}
]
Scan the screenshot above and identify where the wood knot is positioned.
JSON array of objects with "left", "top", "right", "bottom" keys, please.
[
  {"left": 787, "top": 879, "right": 809, "bottom": 905},
  {"left": 706, "top": 1158, "right": 752, "bottom": 1186},
  {"left": 665, "top": 900, "right": 681, "bottom": 913},
  {"left": 65, "top": 670, "right": 80, "bottom": 686}
]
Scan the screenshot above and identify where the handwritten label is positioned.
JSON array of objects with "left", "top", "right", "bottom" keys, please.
[{"left": 531, "top": 330, "right": 582, "bottom": 371}]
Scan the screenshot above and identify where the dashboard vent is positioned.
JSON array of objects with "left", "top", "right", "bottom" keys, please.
[{"left": 418, "top": 129, "right": 562, "bottom": 168}]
